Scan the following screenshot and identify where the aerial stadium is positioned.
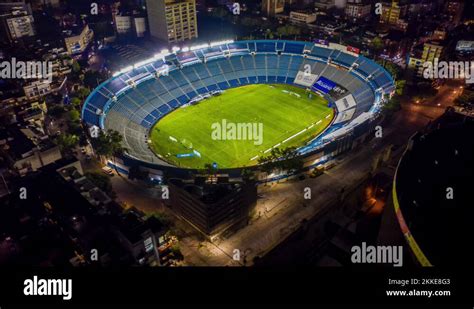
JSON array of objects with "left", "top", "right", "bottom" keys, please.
[{"left": 81, "top": 39, "right": 395, "bottom": 172}]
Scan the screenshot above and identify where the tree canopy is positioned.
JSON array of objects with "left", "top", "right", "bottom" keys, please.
[
  {"left": 257, "top": 147, "right": 303, "bottom": 174},
  {"left": 371, "top": 37, "right": 384, "bottom": 51},
  {"left": 276, "top": 25, "right": 301, "bottom": 38},
  {"left": 55, "top": 133, "right": 79, "bottom": 153},
  {"left": 91, "top": 129, "right": 126, "bottom": 158},
  {"left": 455, "top": 89, "right": 474, "bottom": 106}
]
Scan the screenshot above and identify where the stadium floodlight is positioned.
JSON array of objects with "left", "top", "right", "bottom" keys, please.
[
  {"left": 181, "top": 46, "right": 190, "bottom": 52},
  {"left": 112, "top": 71, "right": 121, "bottom": 77},
  {"left": 133, "top": 57, "right": 156, "bottom": 69},
  {"left": 160, "top": 48, "right": 169, "bottom": 54},
  {"left": 172, "top": 46, "right": 180, "bottom": 53},
  {"left": 210, "top": 39, "right": 234, "bottom": 47},
  {"left": 154, "top": 53, "right": 166, "bottom": 60},
  {"left": 190, "top": 43, "right": 210, "bottom": 51},
  {"left": 119, "top": 66, "right": 134, "bottom": 74}
]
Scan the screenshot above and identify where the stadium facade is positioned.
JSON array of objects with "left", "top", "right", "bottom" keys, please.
[
  {"left": 82, "top": 40, "right": 395, "bottom": 174},
  {"left": 390, "top": 110, "right": 474, "bottom": 266}
]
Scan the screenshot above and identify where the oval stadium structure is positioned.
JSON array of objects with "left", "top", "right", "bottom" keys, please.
[{"left": 82, "top": 40, "right": 395, "bottom": 170}]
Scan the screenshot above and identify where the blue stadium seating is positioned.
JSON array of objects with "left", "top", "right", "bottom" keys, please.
[{"left": 82, "top": 40, "right": 395, "bottom": 146}]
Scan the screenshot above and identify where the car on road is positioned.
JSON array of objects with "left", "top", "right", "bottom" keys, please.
[{"left": 102, "top": 166, "right": 114, "bottom": 176}]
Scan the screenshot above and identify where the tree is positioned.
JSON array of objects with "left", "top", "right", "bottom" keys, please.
[
  {"left": 91, "top": 129, "right": 126, "bottom": 159},
  {"left": 66, "top": 108, "right": 82, "bottom": 135},
  {"left": 72, "top": 61, "right": 81, "bottom": 73},
  {"left": 370, "top": 37, "right": 384, "bottom": 55},
  {"left": 241, "top": 17, "right": 260, "bottom": 28},
  {"left": 61, "top": 55, "right": 73, "bottom": 64},
  {"left": 203, "top": 163, "right": 218, "bottom": 176},
  {"left": 242, "top": 34, "right": 255, "bottom": 40},
  {"left": 395, "top": 79, "right": 406, "bottom": 96},
  {"left": 382, "top": 96, "right": 401, "bottom": 115},
  {"left": 91, "top": 130, "right": 126, "bottom": 175},
  {"left": 85, "top": 172, "right": 113, "bottom": 194},
  {"left": 68, "top": 109, "right": 81, "bottom": 123},
  {"left": 83, "top": 70, "right": 106, "bottom": 89},
  {"left": 70, "top": 97, "right": 82, "bottom": 108},
  {"left": 55, "top": 133, "right": 79, "bottom": 153},
  {"left": 146, "top": 211, "right": 171, "bottom": 226},
  {"left": 257, "top": 147, "right": 303, "bottom": 177},
  {"left": 265, "top": 29, "right": 274, "bottom": 39},
  {"left": 241, "top": 168, "right": 255, "bottom": 181},
  {"left": 48, "top": 105, "right": 66, "bottom": 118},
  {"left": 277, "top": 147, "right": 304, "bottom": 172},
  {"left": 382, "top": 61, "right": 401, "bottom": 79},
  {"left": 454, "top": 89, "right": 474, "bottom": 106},
  {"left": 276, "top": 25, "right": 300, "bottom": 39},
  {"left": 68, "top": 120, "right": 83, "bottom": 136},
  {"left": 76, "top": 87, "right": 91, "bottom": 99}
]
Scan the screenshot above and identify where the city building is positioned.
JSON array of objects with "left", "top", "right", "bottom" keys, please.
[
  {"left": 334, "top": 0, "right": 347, "bottom": 9},
  {"left": 112, "top": 211, "right": 167, "bottom": 266},
  {"left": 31, "top": 0, "right": 60, "bottom": 8},
  {"left": 0, "top": 124, "right": 62, "bottom": 176},
  {"left": 408, "top": 41, "right": 444, "bottom": 77},
  {"left": 315, "top": 19, "right": 346, "bottom": 35},
  {"left": 315, "top": 0, "right": 335, "bottom": 11},
  {"left": 262, "top": 0, "right": 285, "bottom": 17},
  {"left": 3, "top": 13, "right": 35, "bottom": 41},
  {"left": 456, "top": 40, "right": 474, "bottom": 52},
  {"left": 444, "top": 0, "right": 464, "bottom": 27},
  {"left": 168, "top": 175, "right": 257, "bottom": 239},
  {"left": 13, "top": 100, "right": 47, "bottom": 123},
  {"left": 0, "top": 0, "right": 35, "bottom": 43},
  {"left": 289, "top": 11, "right": 317, "bottom": 24},
  {"left": 63, "top": 24, "right": 94, "bottom": 55},
  {"left": 380, "top": 0, "right": 408, "bottom": 25},
  {"left": 115, "top": 15, "right": 132, "bottom": 35},
  {"left": 23, "top": 80, "right": 52, "bottom": 100},
  {"left": 345, "top": 0, "right": 371, "bottom": 19},
  {"left": 134, "top": 16, "right": 146, "bottom": 38},
  {"left": 421, "top": 41, "right": 443, "bottom": 63},
  {"left": 432, "top": 28, "right": 447, "bottom": 41},
  {"left": 0, "top": 0, "right": 30, "bottom": 12},
  {"left": 0, "top": 156, "right": 173, "bottom": 267},
  {"left": 146, "top": 0, "right": 198, "bottom": 43}
]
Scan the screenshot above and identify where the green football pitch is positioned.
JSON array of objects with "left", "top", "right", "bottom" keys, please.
[{"left": 149, "top": 84, "right": 334, "bottom": 169}]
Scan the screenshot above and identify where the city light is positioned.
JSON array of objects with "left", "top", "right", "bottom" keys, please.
[{"left": 112, "top": 39, "right": 235, "bottom": 77}]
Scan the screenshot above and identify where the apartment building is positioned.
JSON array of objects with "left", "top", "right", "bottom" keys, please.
[
  {"left": 345, "top": 0, "right": 371, "bottom": 19},
  {"left": 146, "top": 0, "right": 198, "bottom": 43},
  {"left": 262, "top": 0, "right": 285, "bottom": 17},
  {"left": 63, "top": 24, "right": 94, "bottom": 55}
]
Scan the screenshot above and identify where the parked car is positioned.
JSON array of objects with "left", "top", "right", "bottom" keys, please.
[{"left": 102, "top": 166, "right": 114, "bottom": 176}]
